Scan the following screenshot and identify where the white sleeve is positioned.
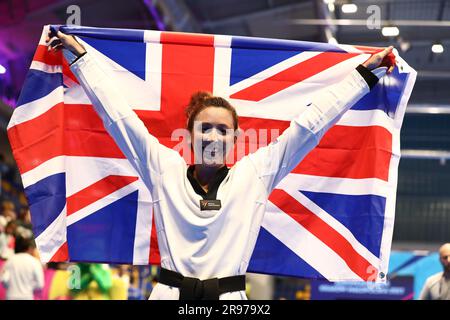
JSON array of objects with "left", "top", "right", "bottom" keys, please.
[
  {"left": 69, "top": 51, "right": 182, "bottom": 191},
  {"left": 247, "top": 68, "right": 371, "bottom": 194}
]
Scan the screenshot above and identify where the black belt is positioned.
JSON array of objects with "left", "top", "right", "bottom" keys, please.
[{"left": 158, "top": 268, "right": 246, "bottom": 300}]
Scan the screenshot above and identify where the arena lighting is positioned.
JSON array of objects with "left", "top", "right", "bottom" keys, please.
[
  {"left": 382, "top": 26, "right": 400, "bottom": 37},
  {"left": 328, "top": 37, "right": 338, "bottom": 44},
  {"left": 431, "top": 43, "right": 444, "bottom": 54},
  {"left": 399, "top": 39, "right": 411, "bottom": 52},
  {"left": 341, "top": 3, "right": 358, "bottom": 13},
  {"left": 0, "top": 64, "right": 6, "bottom": 74}
]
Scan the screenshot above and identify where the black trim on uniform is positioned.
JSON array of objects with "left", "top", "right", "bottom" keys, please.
[
  {"left": 159, "top": 268, "right": 246, "bottom": 300},
  {"left": 187, "top": 165, "right": 229, "bottom": 200},
  {"left": 69, "top": 51, "right": 87, "bottom": 66},
  {"left": 356, "top": 64, "right": 379, "bottom": 90}
]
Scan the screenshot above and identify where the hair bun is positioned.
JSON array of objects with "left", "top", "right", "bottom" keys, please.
[
  {"left": 190, "top": 91, "right": 212, "bottom": 105},
  {"left": 185, "top": 91, "right": 238, "bottom": 131},
  {"left": 186, "top": 91, "right": 212, "bottom": 118}
]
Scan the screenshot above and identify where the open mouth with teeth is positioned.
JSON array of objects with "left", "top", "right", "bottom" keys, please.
[
  {"left": 202, "top": 143, "right": 222, "bottom": 160},
  {"left": 204, "top": 147, "right": 218, "bottom": 156}
]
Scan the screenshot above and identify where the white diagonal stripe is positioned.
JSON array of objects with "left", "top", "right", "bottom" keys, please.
[
  {"left": 66, "top": 181, "right": 142, "bottom": 226},
  {"left": 337, "top": 109, "right": 395, "bottom": 133},
  {"left": 227, "top": 51, "right": 322, "bottom": 96},
  {"left": 221, "top": 54, "right": 370, "bottom": 121},
  {"left": 262, "top": 201, "right": 362, "bottom": 281},
  {"left": 35, "top": 205, "right": 67, "bottom": 263},
  {"left": 75, "top": 38, "right": 161, "bottom": 111},
  {"left": 7, "top": 86, "right": 63, "bottom": 129},
  {"left": 278, "top": 173, "right": 390, "bottom": 198},
  {"left": 276, "top": 184, "right": 380, "bottom": 268},
  {"left": 30, "top": 61, "right": 62, "bottom": 73},
  {"left": 64, "top": 157, "right": 140, "bottom": 197},
  {"left": 21, "top": 156, "right": 66, "bottom": 188}
]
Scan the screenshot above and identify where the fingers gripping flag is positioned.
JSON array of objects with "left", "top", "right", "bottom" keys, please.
[{"left": 7, "top": 25, "right": 416, "bottom": 282}]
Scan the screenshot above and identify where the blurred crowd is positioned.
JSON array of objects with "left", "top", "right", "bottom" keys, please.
[
  {"left": 0, "top": 153, "right": 31, "bottom": 261},
  {"left": 0, "top": 153, "right": 160, "bottom": 300}
]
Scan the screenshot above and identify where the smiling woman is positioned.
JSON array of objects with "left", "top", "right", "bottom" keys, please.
[
  {"left": 186, "top": 91, "right": 238, "bottom": 171},
  {"left": 44, "top": 28, "right": 393, "bottom": 300}
]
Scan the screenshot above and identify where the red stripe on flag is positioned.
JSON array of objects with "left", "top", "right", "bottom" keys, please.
[
  {"left": 269, "top": 189, "right": 376, "bottom": 281},
  {"left": 158, "top": 32, "right": 216, "bottom": 162},
  {"left": 149, "top": 216, "right": 161, "bottom": 265},
  {"left": 161, "top": 32, "right": 216, "bottom": 47},
  {"left": 63, "top": 104, "right": 125, "bottom": 158},
  {"left": 33, "top": 44, "right": 62, "bottom": 66},
  {"left": 66, "top": 175, "right": 138, "bottom": 216},
  {"left": 230, "top": 52, "right": 358, "bottom": 102},
  {"left": 33, "top": 45, "right": 80, "bottom": 84},
  {"left": 62, "top": 56, "right": 79, "bottom": 84},
  {"left": 49, "top": 242, "right": 69, "bottom": 262},
  {"left": 7, "top": 103, "right": 126, "bottom": 174},
  {"left": 292, "top": 125, "right": 392, "bottom": 181},
  {"left": 7, "top": 102, "right": 65, "bottom": 174}
]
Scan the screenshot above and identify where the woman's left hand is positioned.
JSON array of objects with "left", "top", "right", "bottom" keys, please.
[{"left": 362, "top": 46, "right": 395, "bottom": 74}]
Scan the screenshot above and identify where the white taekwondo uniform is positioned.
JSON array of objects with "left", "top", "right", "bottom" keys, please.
[{"left": 68, "top": 49, "right": 384, "bottom": 300}]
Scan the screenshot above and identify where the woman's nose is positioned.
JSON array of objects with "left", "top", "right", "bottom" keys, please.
[{"left": 204, "top": 128, "right": 219, "bottom": 142}]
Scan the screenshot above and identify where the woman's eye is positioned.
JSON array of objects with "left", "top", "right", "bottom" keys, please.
[{"left": 200, "top": 124, "right": 229, "bottom": 135}]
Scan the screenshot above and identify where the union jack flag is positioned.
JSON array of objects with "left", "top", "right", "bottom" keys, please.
[{"left": 7, "top": 25, "right": 416, "bottom": 282}]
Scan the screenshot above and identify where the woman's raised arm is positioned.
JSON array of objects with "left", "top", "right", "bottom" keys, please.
[
  {"left": 247, "top": 47, "right": 394, "bottom": 194},
  {"left": 46, "top": 30, "right": 182, "bottom": 191}
]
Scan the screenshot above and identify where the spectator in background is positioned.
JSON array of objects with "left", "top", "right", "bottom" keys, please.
[
  {"left": 0, "top": 236, "right": 44, "bottom": 300},
  {"left": 70, "top": 263, "right": 113, "bottom": 300},
  {"left": 1, "top": 200, "right": 16, "bottom": 226},
  {"left": 0, "top": 221, "right": 17, "bottom": 259},
  {"left": 1, "top": 200, "right": 14, "bottom": 210},
  {"left": 16, "top": 208, "right": 33, "bottom": 239},
  {"left": 0, "top": 210, "right": 7, "bottom": 233},
  {"left": 17, "top": 207, "right": 32, "bottom": 229},
  {"left": 0, "top": 154, "right": 15, "bottom": 184},
  {"left": 0, "top": 154, "right": 12, "bottom": 180},
  {"left": 0, "top": 222, "right": 8, "bottom": 260},
  {"left": 1, "top": 208, "right": 17, "bottom": 223},
  {"left": 420, "top": 243, "right": 450, "bottom": 300},
  {"left": 126, "top": 266, "right": 144, "bottom": 300}
]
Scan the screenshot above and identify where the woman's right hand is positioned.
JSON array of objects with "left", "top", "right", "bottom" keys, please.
[{"left": 45, "top": 29, "right": 86, "bottom": 57}]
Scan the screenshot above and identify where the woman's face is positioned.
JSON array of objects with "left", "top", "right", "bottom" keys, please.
[{"left": 191, "top": 106, "right": 236, "bottom": 167}]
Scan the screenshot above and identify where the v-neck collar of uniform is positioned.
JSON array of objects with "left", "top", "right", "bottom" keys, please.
[{"left": 187, "top": 165, "right": 229, "bottom": 200}]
